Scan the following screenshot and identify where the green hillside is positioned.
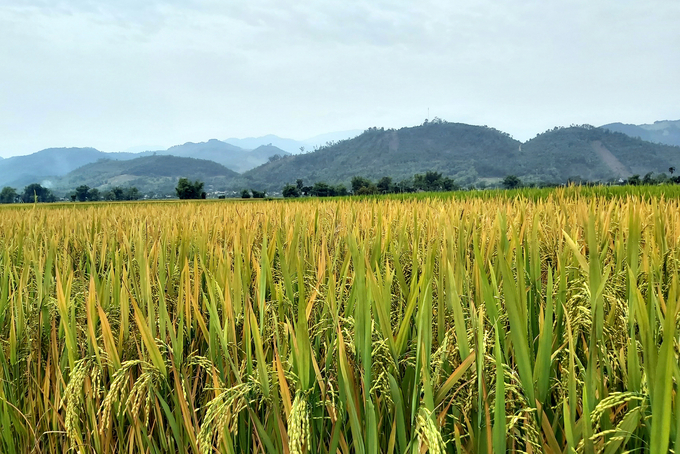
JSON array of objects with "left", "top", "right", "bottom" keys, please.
[
  {"left": 52, "top": 155, "right": 242, "bottom": 196},
  {"left": 520, "top": 126, "right": 680, "bottom": 183},
  {"left": 601, "top": 120, "right": 680, "bottom": 147},
  {"left": 6, "top": 121, "right": 680, "bottom": 197},
  {"left": 241, "top": 121, "right": 522, "bottom": 191},
  {"left": 241, "top": 122, "right": 680, "bottom": 191}
]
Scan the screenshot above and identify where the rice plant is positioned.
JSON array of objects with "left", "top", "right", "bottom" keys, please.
[{"left": 0, "top": 189, "right": 678, "bottom": 453}]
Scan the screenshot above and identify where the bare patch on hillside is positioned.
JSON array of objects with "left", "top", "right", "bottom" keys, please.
[
  {"left": 591, "top": 141, "right": 630, "bottom": 178},
  {"left": 389, "top": 131, "right": 399, "bottom": 152}
]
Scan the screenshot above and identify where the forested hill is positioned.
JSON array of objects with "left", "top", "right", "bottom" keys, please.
[
  {"left": 51, "top": 155, "right": 241, "bottom": 195},
  {"left": 519, "top": 126, "right": 680, "bottom": 182},
  {"left": 0, "top": 147, "right": 146, "bottom": 188},
  {"left": 4, "top": 121, "right": 680, "bottom": 196},
  {"left": 240, "top": 123, "right": 680, "bottom": 190},
  {"left": 601, "top": 120, "right": 680, "bottom": 147},
  {"left": 241, "top": 122, "right": 522, "bottom": 190}
]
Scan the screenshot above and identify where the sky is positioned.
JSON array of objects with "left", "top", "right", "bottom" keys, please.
[{"left": 1, "top": 0, "right": 678, "bottom": 158}]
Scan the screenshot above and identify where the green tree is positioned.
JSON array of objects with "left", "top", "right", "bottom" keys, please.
[
  {"left": 627, "top": 175, "right": 641, "bottom": 186},
  {"left": 176, "top": 178, "right": 205, "bottom": 199},
  {"left": 74, "top": 185, "right": 90, "bottom": 202},
  {"left": 502, "top": 175, "right": 522, "bottom": 189},
  {"left": 282, "top": 184, "right": 301, "bottom": 198},
  {"left": 125, "top": 187, "right": 141, "bottom": 200},
  {"left": 356, "top": 184, "right": 378, "bottom": 195},
  {"left": 241, "top": 189, "right": 251, "bottom": 199},
  {"left": 310, "top": 182, "right": 333, "bottom": 197},
  {"left": 22, "top": 184, "right": 56, "bottom": 203},
  {"left": 351, "top": 176, "right": 373, "bottom": 193},
  {"left": 413, "top": 171, "right": 457, "bottom": 191},
  {"left": 642, "top": 172, "right": 655, "bottom": 185},
  {"left": 0, "top": 187, "right": 17, "bottom": 204},
  {"left": 251, "top": 189, "right": 266, "bottom": 199},
  {"left": 334, "top": 184, "right": 349, "bottom": 196},
  {"left": 377, "top": 176, "right": 393, "bottom": 194},
  {"left": 103, "top": 186, "right": 140, "bottom": 201}
]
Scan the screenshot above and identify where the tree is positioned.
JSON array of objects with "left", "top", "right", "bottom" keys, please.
[
  {"left": 670, "top": 167, "right": 675, "bottom": 176},
  {"left": 241, "top": 189, "right": 251, "bottom": 198},
  {"left": 356, "top": 185, "right": 379, "bottom": 195},
  {"left": 413, "top": 171, "right": 457, "bottom": 192},
  {"left": 334, "top": 185, "right": 349, "bottom": 196},
  {"left": 74, "top": 185, "right": 90, "bottom": 202},
  {"left": 627, "top": 175, "right": 641, "bottom": 186},
  {"left": 310, "top": 182, "right": 333, "bottom": 197},
  {"left": 125, "top": 187, "right": 141, "bottom": 200},
  {"left": 396, "top": 179, "right": 415, "bottom": 193},
  {"left": 351, "top": 176, "right": 373, "bottom": 193},
  {"left": 502, "top": 175, "right": 522, "bottom": 189},
  {"left": 296, "top": 179, "right": 304, "bottom": 190},
  {"left": 282, "top": 184, "right": 301, "bottom": 198},
  {"left": 377, "top": 176, "right": 393, "bottom": 194},
  {"left": 176, "top": 178, "right": 205, "bottom": 199},
  {"left": 251, "top": 189, "right": 266, "bottom": 199},
  {"left": 22, "top": 184, "right": 55, "bottom": 203},
  {"left": 0, "top": 186, "right": 17, "bottom": 204},
  {"left": 103, "top": 186, "right": 140, "bottom": 201}
]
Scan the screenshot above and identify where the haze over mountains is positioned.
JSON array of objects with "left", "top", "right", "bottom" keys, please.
[
  {"left": 1, "top": 120, "right": 679, "bottom": 197},
  {"left": 0, "top": 140, "right": 288, "bottom": 189},
  {"left": 601, "top": 120, "right": 680, "bottom": 147},
  {"left": 224, "top": 130, "right": 363, "bottom": 155}
]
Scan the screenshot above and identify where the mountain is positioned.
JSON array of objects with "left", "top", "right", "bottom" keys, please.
[
  {"left": 225, "top": 130, "right": 362, "bottom": 155},
  {"left": 0, "top": 147, "right": 147, "bottom": 189},
  {"left": 239, "top": 123, "right": 680, "bottom": 191},
  {"left": 519, "top": 126, "right": 680, "bottom": 182},
  {"left": 241, "top": 122, "right": 522, "bottom": 191},
  {"left": 156, "top": 139, "right": 289, "bottom": 172},
  {"left": 52, "top": 155, "right": 241, "bottom": 196},
  {"left": 601, "top": 120, "right": 680, "bottom": 147}
]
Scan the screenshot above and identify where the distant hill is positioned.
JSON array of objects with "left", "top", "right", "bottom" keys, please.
[
  {"left": 5, "top": 122, "right": 680, "bottom": 196},
  {"left": 0, "top": 147, "right": 147, "bottom": 189},
  {"left": 519, "top": 126, "right": 680, "bottom": 182},
  {"left": 51, "top": 155, "right": 242, "bottom": 196},
  {"left": 156, "top": 139, "right": 289, "bottom": 172},
  {"left": 601, "top": 120, "right": 680, "bottom": 147},
  {"left": 225, "top": 130, "right": 362, "bottom": 155},
  {"left": 241, "top": 122, "right": 522, "bottom": 190},
  {"left": 239, "top": 122, "right": 680, "bottom": 191}
]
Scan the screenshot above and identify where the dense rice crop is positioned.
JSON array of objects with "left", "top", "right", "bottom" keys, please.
[{"left": 0, "top": 190, "right": 679, "bottom": 453}]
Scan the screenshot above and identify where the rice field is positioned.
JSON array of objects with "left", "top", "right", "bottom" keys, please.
[{"left": 0, "top": 189, "right": 679, "bottom": 453}]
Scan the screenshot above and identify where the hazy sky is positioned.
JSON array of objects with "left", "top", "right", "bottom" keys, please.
[{"left": 1, "top": 0, "right": 678, "bottom": 158}]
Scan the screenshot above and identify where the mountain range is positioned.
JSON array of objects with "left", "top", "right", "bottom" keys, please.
[
  {"left": 240, "top": 122, "right": 680, "bottom": 191},
  {"left": 0, "top": 140, "right": 287, "bottom": 189},
  {"left": 224, "top": 130, "right": 363, "bottom": 155},
  {"left": 56, "top": 155, "right": 240, "bottom": 196},
  {"left": 601, "top": 120, "right": 680, "bottom": 147},
  {"left": 1, "top": 120, "right": 679, "bottom": 197}
]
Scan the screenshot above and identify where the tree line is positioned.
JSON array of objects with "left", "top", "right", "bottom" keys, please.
[
  {"left": 282, "top": 171, "right": 459, "bottom": 198},
  {"left": 0, "top": 183, "right": 141, "bottom": 204}
]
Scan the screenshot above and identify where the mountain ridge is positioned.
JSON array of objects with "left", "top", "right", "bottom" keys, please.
[
  {"left": 601, "top": 120, "right": 680, "bottom": 147},
  {"left": 2, "top": 120, "right": 680, "bottom": 196}
]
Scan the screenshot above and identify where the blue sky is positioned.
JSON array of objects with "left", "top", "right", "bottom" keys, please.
[{"left": 1, "top": 0, "right": 678, "bottom": 157}]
